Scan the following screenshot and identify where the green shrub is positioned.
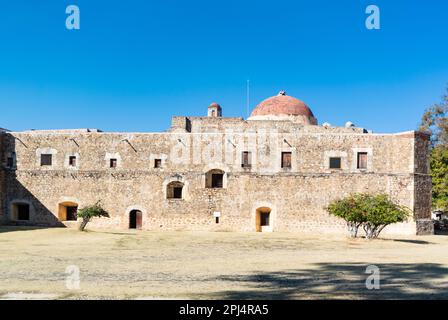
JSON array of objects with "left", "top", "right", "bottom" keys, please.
[{"left": 327, "top": 193, "right": 410, "bottom": 239}]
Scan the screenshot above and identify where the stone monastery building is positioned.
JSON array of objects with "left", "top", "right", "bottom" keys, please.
[{"left": 0, "top": 91, "right": 433, "bottom": 234}]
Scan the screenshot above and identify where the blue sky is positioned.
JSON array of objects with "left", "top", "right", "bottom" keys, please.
[{"left": 0, "top": 0, "right": 447, "bottom": 133}]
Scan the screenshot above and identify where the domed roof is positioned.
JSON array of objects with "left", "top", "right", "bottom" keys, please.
[
  {"left": 248, "top": 91, "right": 317, "bottom": 125},
  {"left": 208, "top": 102, "right": 221, "bottom": 109}
]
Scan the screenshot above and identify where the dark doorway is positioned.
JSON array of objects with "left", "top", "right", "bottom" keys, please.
[
  {"left": 58, "top": 202, "right": 79, "bottom": 221},
  {"left": 17, "top": 204, "right": 30, "bottom": 221},
  {"left": 260, "top": 212, "right": 270, "bottom": 226},
  {"left": 66, "top": 206, "right": 78, "bottom": 221},
  {"left": 129, "top": 210, "right": 142, "bottom": 229},
  {"left": 255, "top": 207, "right": 271, "bottom": 232}
]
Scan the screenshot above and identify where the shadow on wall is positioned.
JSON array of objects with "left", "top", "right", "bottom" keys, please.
[
  {"left": 205, "top": 263, "right": 448, "bottom": 299},
  {"left": 2, "top": 134, "right": 65, "bottom": 230}
]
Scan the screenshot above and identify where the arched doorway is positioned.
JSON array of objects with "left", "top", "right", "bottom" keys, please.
[
  {"left": 129, "top": 210, "right": 142, "bottom": 229},
  {"left": 58, "top": 202, "right": 78, "bottom": 221},
  {"left": 255, "top": 207, "right": 271, "bottom": 232}
]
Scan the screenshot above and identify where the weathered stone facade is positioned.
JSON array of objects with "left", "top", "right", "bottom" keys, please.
[
  {"left": 0, "top": 129, "right": 6, "bottom": 224},
  {"left": 0, "top": 92, "right": 434, "bottom": 235}
]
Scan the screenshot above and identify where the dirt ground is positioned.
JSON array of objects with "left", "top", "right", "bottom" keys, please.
[{"left": 0, "top": 226, "right": 447, "bottom": 299}]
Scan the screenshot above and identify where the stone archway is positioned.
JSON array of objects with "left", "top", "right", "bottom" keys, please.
[
  {"left": 125, "top": 205, "right": 147, "bottom": 230},
  {"left": 129, "top": 210, "right": 142, "bottom": 230}
]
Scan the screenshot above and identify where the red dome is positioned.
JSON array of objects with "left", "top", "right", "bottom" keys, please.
[{"left": 250, "top": 91, "right": 314, "bottom": 118}]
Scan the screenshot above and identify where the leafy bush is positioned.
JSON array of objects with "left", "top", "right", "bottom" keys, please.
[
  {"left": 77, "top": 201, "right": 110, "bottom": 231},
  {"left": 327, "top": 193, "right": 410, "bottom": 239},
  {"left": 326, "top": 193, "right": 368, "bottom": 237},
  {"left": 430, "top": 145, "right": 448, "bottom": 211}
]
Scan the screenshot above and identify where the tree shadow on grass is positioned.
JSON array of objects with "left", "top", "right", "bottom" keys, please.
[
  {"left": 390, "top": 239, "right": 434, "bottom": 245},
  {"left": 205, "top": 263, "right": 448, "bottom": 300},
  {"left": 86, "top": 230, "right": 138, "bottom": 236}
]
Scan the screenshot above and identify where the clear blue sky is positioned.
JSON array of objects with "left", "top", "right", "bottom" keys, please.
[{"left": 0, "top": 0, "right": 447, "bottom": 133}]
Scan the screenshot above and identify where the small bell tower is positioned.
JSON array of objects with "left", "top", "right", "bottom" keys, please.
[{"left": 208, "top": 102, "right": 222, "bottom": 117}]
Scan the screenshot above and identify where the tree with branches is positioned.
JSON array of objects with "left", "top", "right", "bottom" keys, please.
[
  {"left": 77, "top": 201, "right": 110, "bottom": 231},
  {"left": 420, "top": 86, "right": 448, "bottom": 211}
]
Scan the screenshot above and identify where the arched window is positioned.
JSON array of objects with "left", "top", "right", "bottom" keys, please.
[
  {"left": 205, "top": 169, "right": 224, "bottom": 188},
  {"left": 167, "top": 181, "right": 184, "bottom": 199}
]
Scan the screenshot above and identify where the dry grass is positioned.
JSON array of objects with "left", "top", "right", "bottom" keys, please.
[{"left": 0, "top": 226, "right": 447, "bottom": 299}]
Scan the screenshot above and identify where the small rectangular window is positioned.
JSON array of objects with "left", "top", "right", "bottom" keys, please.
[
  {"left": 40, "top": 154, "right": 52, "bottom": 166},
  {"left": 357, "top": 152, "right": 368, "bottom": 169},
  {"left": 215, "top": 217, "right": 220, "bottom": 224},
  {"left": 281, "top": 152, "right": 292, "bottom": 168},
  {"left": 241, "top": 151, "right": 252, "bottom": 168},
  {"left": 329, "top": 157, "right": 341, "bottom": 169},
  {"left": 154, "top": 159, "right": 162, "bottom": 168},
  {"left": 110, "top": 158, "right": 117, "bottom": 168},
  {"left": 69, "top": 156, "right": 77, "bottom": 167}
]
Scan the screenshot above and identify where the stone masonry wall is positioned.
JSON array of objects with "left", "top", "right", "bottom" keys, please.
[
  {"left": 0, "top": 132, "right": 5, "bottom": 223},
  {"left": 0, "top": 123, "right": 432, "bottom": 235}
]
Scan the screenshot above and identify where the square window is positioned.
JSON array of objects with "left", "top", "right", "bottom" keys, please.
[
  {"left": 329, "top": 157, "right": 341, "bottom": 169},
  {"left": 357, "top": 152, "right": 368, "bottom": 169},
  {"left": 110, "top": 158, "right": 117, "bottom": 168},
  {"left": 281, "top": 152, "right": 292, "bottom": 168},
  {"left": 154, "top": 159, "right": 162, "bottom": 168},
  {"left": 41, "top": 154, "right": 52, "bottom": 166},
  {"left": 69, "top": 156, "right": 77, "bottom": 167}
]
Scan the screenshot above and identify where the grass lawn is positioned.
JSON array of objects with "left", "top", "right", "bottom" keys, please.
[{"left": 0, "top": 226, "right": 447, "bottom": 299}]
